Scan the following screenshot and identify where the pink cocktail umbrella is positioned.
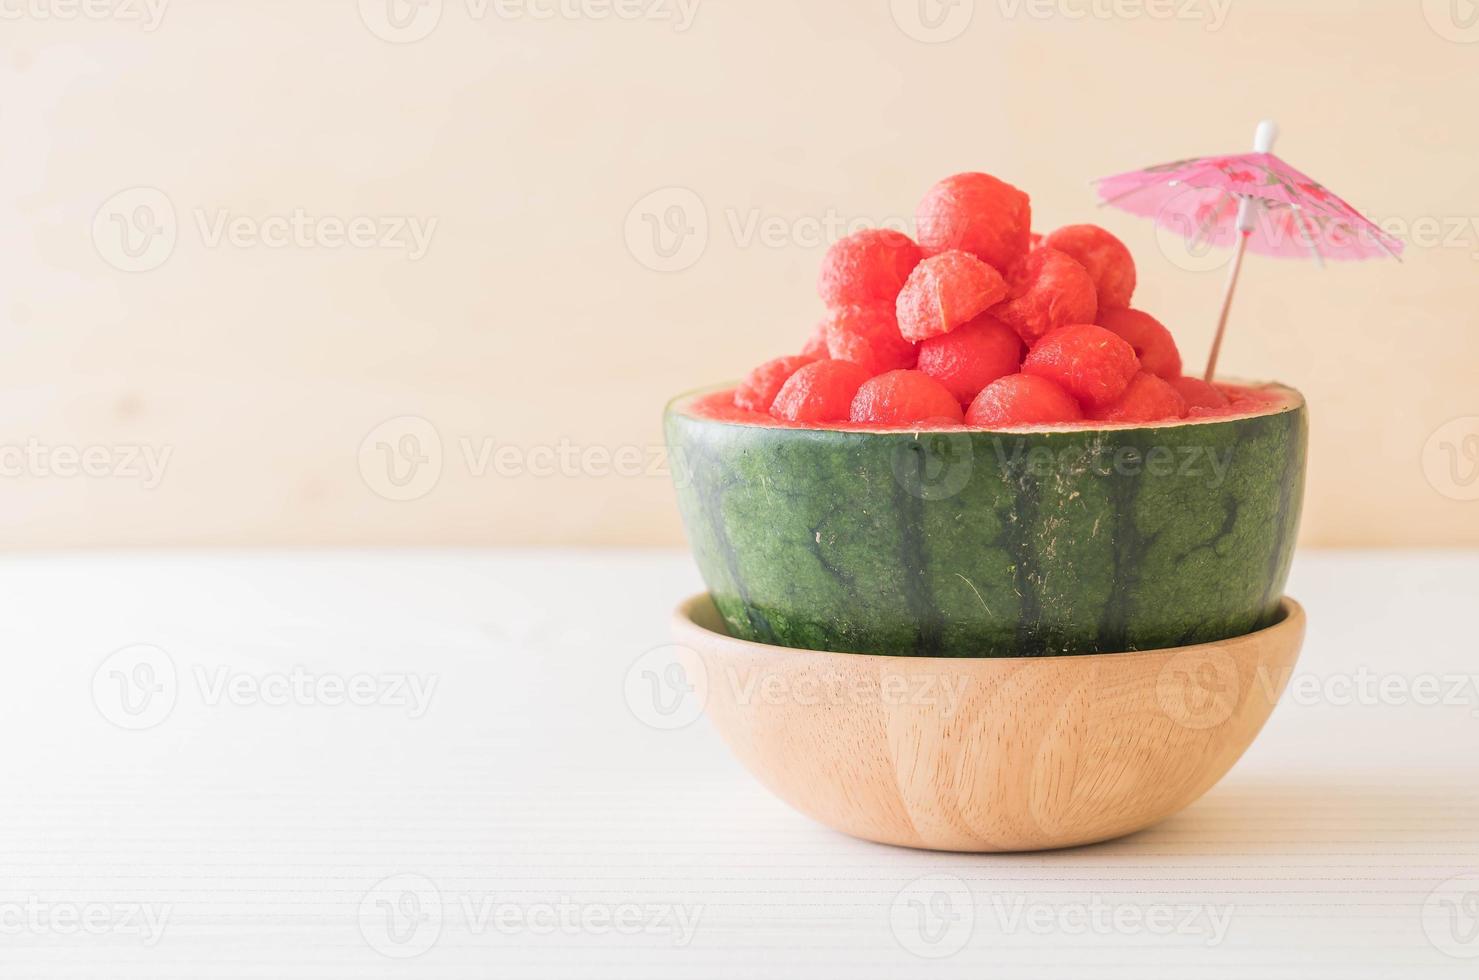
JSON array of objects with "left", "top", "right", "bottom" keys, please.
[{"left": 1094, "top": 121, "right": 1403, "bottom": 380}]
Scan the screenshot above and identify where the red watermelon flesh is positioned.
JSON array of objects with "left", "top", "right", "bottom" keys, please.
[
  {"left": 896, "top": 250, "right": 1009, "bottom": 343},
  {"left": 966, "top": 373, "right": 1084, "bottom": 428},
  {"left": 734, "top": 355, "right": 816, "bottom": 413},
  {"left": 771, "top": 360, "right": 872, "bottom": 424},
  {"left": 915, "top": 172, "right": 1032, "bottom": 273},
  {"left": 818, "top": 228, "right": 923, "bottom": 308},
  {"left": 823, "top": 304, "right": 918, "bottom": 374},
  {"left": 1021, "top": 323, "right": 1140, "bottom": 410},
  {"left": 1172, "top": 376, "right": 1232, "bottom": 411},
  {"left": 990, "top": 247, "right": 1098, "bottom": 344},
  {"left": 1042, "top": 224, "right": 1137, "bottom": 309},
  {"left": 916, "top": 314, "right": 1023, "bottom": 406},
  {"left": 1097, "top": 307, "right": 1183, "bottom": 380},
  {"left": 850, "top": 369, "right": 965, "bottom": 426},
  {"left": 1089, "top": 370, "right": 1189, "bottom": 424}
]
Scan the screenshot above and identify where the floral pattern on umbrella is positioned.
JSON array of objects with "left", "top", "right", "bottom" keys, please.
[
  {"left": 1096, "top": 151, "right": 1403, "bottom": 261},
  {"left": 1092, "top": 122, "right": 1402, "bottom": 379}
]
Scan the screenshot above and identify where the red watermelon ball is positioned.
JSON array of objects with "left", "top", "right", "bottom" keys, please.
[
  {"left": 1171, "top": 376, "right": 1231, "bottom": 411},
  {"left": 965, "top": 373, "right": 1084, "bottom": 428},
  {"left": 1097, "top": 307, "right": 1182, "bottom": 380},
  {"left": 916, "top": 314, "right": 1023, "bottom": 406},
  {"left": 895, "top": 250, "right": 1009, "bottom": 343},
  {"left": 823, "top": 303, "right": 918, "bottom": 374},
  {"left": 771, "top": 359, "right": 872, "bottom": 424},
  {"left": 734, "top": 354, "right": 817, "bottom": 413},
  {"left": 1022, "top": 323, "right": 1140, "bottom": 410},
  {"left": 990, "top": 247, "right": 1098, "bottom": 344},
  {"left": 1043, "top": 224, "right": 1137, "bottom": 309},
  {"left": 915, "top": 172, "right": 1032, "bottom": 273},
  {"left": 1089, "top": 371, "right": 1189, "bottom": 424},
  {"left": 817, "top": 229, "right": 923, "bottom": 308},
  {"left": 849, "top": 370, "right": 964, "bottom": 426}
]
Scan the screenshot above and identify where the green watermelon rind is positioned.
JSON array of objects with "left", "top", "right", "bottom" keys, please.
[{"left": 665, "top": 383, "right": 1307, "bottom": 658}]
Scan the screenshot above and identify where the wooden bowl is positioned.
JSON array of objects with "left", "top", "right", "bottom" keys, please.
[{"left": 672, "top": 593, "right": 1305, "bottom": 852}]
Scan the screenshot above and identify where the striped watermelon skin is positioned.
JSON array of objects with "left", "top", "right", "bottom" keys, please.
[{"left": 665, "top": 386, "right": 1306, "bottom": 658}]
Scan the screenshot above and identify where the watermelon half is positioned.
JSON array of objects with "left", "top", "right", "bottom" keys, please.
[{"left": 665, "top": 383, "right": 1306, "bottom": 658}]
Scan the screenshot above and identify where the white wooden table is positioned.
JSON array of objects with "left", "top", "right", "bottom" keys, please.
[{"left": 1, "top": 549, "right": 1476, "bottom": 977}]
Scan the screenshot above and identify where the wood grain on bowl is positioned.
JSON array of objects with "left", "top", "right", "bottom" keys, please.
[{"left": 673, "top": 593, "right": 1305, "bottom": 852}]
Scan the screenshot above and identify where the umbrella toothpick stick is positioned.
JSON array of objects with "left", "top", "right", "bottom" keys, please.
[
  {"left": 1204, "top": 120, "right": 1278, "bottom": 382},
  {"left": 1204, "top": 226, "right": 1248, "bottom": 382}
]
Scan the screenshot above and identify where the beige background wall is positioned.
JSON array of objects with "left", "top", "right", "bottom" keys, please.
[{"left": 2, "top": 0, "right": 1477, "bottom": 548}]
